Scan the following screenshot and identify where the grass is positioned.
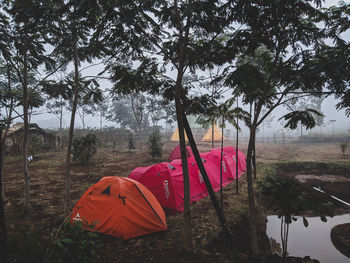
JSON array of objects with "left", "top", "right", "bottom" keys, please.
[{"left": 3, "top": 140, "right": 350, "bottom": 262}]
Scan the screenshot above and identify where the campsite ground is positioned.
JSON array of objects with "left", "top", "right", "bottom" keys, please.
[{"left": 3, "top": 140, "right": 350, "bottom": 262}]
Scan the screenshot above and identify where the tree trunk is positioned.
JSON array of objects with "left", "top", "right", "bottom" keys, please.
[
  {"left": 236, "top": 98, "right": 239, "bottom": 194},
  {"left": 183, "top": 114, "right": 232, "bottom": 241},
  {"left": 252, "top": 102, "right": 257, "bottom": 179},
  {"left": 22, "top": 32, "right": 30, "bottom": 209},
  {"left": 0, "top": 129, "right": 7, "bottom": 263},
  {"left": 246, "top": 126, "right": 259, "bottom": 257},
  {"left": 1, "top": 65, "right": 13, "bottom": 202},
  {"left": 220, "top": 118, "right": 224, "bottom": 210},
  {"left": 100, "top": 111, "right": 103, "bottom": 131},
  {"left": 64, "top": 34, "right": 79, "bottom": 216},
  {"left": 59, "top": 100, "right": 63, "bottom": 148},
  {"left": 174, "top": 79, "right": 191, "bottom": 249},
  {"left": 253, "top": 142, "right": 257, "bottom": 180},
  {"left": 211, "top": 120, "right": 214, "bottom": 148},
  {"left": 139, "top": 125, "right": 143, "bottom": 152}
]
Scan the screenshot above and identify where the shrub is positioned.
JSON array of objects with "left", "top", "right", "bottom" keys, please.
[
  {"left": 47, "top": 220, "right": 103, "bottom": 263},
  {"left": 28, "top": 134, "right": 44, "bottom": 153},
  {"left": 258, "top": 174, "right": 334, "bottom": 257},
  {"left": 128, "top": 132, "right": 135, "bottom": 152},
  {"left": 72, "top": 133, "right": 98, "bottom": 165},
  {"left": 148, "top": 131, "right": 163, "bottom": 159},
  {"left": 340, "top": 142, "right": 348, "bottom": 157},
  {"left": 7, "top": 228, "right": 46, "bottom": 263}
]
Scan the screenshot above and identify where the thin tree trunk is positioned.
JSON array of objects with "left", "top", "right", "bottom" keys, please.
[
  {"left": 235, "top": 99, "right": 239, "bottom": 194},
  {"left": 1, "top": 64, "right": 13, "bottom": 201},
  {"left": 175, "top": 91, "right": 191, "bottom": 248},
  {"left": 211, "top": 120, "right": 214, "bottom": 148},
  {"left": 253, "top": 144, "right": 257, "bottom": 180},
  {"left": 0, "top": 129, "right": 7, "bottom": 263},
  {"left": 253, "top": 102, "right": 257, "bottom": 179},
  {"left": 59, "top": 100, "right": 63, "bottom": 148},
  {"left": 139, "top": 125, "right": 143, "bottom": 152},
  {"left": 64, "top": 33, "right": 79, "bottom": 216},
  {"left": 220, "top": 118, "right": 224, "bottom": 210},
  {"left": 100, "top": 111, "right": 103, "bottom": 131},
  {"left": 22, "top": 30, "right": 30, "bottom": 209},
  {"left": 173, "top": 0, "right": 191, "bottom": 248},
  {"left": 183, "top": 114, "right": 232, "bottom": 241},
  {"left": 246, "top": 126, "right": 259, "bottom": 257}
]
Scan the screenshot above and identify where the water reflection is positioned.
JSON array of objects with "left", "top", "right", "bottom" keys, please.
[{"left": 266, "top": 214, "right": 350, "bottom": 263}]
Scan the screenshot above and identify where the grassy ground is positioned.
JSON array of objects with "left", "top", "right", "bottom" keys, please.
[{"left": 3, "top": 139, "right": 350, "bottom": 262}]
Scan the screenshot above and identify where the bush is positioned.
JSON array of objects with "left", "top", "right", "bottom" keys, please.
[
  {"left": 28, "top": 134, "right": 44, "bottom": 153},
  {"left": 47, "top": 220, "right": 103, "bottom": 263},
  {"left": 7, "top": 228, "right": 46, "bottom": 263},
  {"left": 72, "top": 133, "right": 99, "bottom": 165},
  {"left": 128, "top": 132, "right": 135, "bottom": 152},
  {"left": 148, "top": 131, "right": 163, "bottom": 159},
  {"left": 340, "top": 142, "right": 349, "bottom": 156}
]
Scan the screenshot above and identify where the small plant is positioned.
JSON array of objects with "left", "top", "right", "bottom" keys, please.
[
  {"left": 340, "top": 142, "right": 348, "bottom": 157},
  {"left": 258, "top": 175, "right": 334, "bottom": 258},
  {"left": 72, "top": 133, "right": 99, "bottom": 165},
  {"left": 47, "top": 220, "right": 103, "bottom": 263},
  {"left": 28, "top": 134, "right": 43, "bottom": 154},
  {"left": 148, "top": 130, "right": 163, "bottom": 159},
  {"left": 7, "top": 227, "right": 46, "bottom": 263},
  {"left": 128, "top": 132, "right": 135, "bottom": 152}
]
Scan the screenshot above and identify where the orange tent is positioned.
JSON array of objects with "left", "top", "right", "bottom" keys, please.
[{"left": 70, "top": 177, "right": 167, "bottom": 240}]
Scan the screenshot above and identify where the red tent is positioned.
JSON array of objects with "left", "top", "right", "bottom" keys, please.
[
  {"left": 129, "top": 160, "right": 207, "bottom": 214},
  {"left": 70, "top": 177, "right": 167, "bottom": 240},
  {"left": 200, "top": 151, "right": 236, "bottom": 189},
  {"left": 129, "top": 146, "right": 247, "bottom": 214},
  {"left": 211, "top": 146, "right": 246, "bottom": 173},
  {"left": 168, "top": 144, "right": 193, "bottom": 161}
]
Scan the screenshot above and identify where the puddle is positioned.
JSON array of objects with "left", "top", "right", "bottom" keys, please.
[
  {"left": 267, "top": 214, "right": 350, "bottom": 263},
  {"left": 295, "top": 174, "right": 350, "bottom": 183}
]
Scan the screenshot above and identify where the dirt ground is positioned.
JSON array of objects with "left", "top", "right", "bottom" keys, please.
[{"left": 3, "top": 140, "right": 350, "bottom": 262}]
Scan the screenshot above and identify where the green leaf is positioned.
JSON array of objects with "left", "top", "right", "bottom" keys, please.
[
  {"left": 61, "top": 238, "right": 74, "bottom": 244},
  {"left": 303, "top": 217, "right": 309, "bottom": 227}
]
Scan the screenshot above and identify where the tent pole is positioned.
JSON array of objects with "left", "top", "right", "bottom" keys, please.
[{"left": 182, "top": 110, "right": 232, "bottom": 242}]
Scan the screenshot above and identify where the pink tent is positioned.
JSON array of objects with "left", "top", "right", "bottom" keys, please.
[
  {"left": 198, "top": 153, "right": 223, "bottom": 192},
  {"left": 169, "top": 144, "right": 193, "bottom": 161},
  {"left": 129, "top": 146, "right": 247, "bottom": 214},
  {"left": 201, "top": 151, "right": 236, "bottom": 188},
  {"left": 129, "top": 160, "right": 207, "bottom": 214},
  {"left": 211, "top": 146, "right": 246, "bottom": 173}
]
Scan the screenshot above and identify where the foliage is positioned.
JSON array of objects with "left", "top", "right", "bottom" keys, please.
[
  {"left": 128, "top": 132, "right": 135, "bottom": 152},
  {"left": 28, "top": 134, "right": 43, "bottom": 154},
  {"left": 7, "top": 228, "right": 46, "bottom": 263},
  {"left": 340, "top": 142, "right": 349, "bottom": 156},
  {"left": 47, "top": 220, "right": 103, "bottom": 263},
  {"left": 148, "top": 131, "right": 163, "bottom": 159},
  {"left": 259, "top": 175, "right": 334, "bottom": 222},
  {"left": 72, "top": 133, "right": 99, "bottom": 165},
  {"left": 258, "top": 174, "right": 335, "bottom": 257}
]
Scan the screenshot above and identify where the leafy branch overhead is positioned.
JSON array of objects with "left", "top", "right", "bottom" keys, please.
[{"left": 279, "top": 108, "right": 324, "bottom": 130}]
